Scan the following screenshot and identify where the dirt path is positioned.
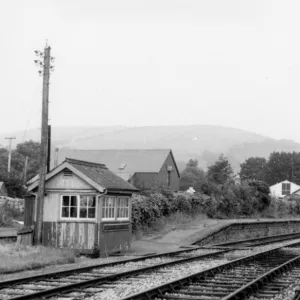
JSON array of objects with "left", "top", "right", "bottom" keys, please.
[
  {"left": 129, "top": 217, "right": 300, "bottom": 254},
  {"left": 129, "top": 218, "right": 231, "bottom": 254}
]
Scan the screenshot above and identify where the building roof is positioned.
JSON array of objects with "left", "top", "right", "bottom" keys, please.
[
  {"left": 28, "top": 158, "right": 138, "bottom": 193},
  {"left": 269, "top": 180, "right": 300, "bottom": 189},
  {"left": 291, "top": 188, "right": 300, "bottom": 195},
  {"left": 52, "top": 149, "right": 180, "bottom": 177}
]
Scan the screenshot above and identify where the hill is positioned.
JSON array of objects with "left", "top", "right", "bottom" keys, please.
[{"left": 1, "top": 125, "right": 300, "bottom": 172}]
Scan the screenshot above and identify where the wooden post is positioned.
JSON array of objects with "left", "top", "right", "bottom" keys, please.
[
  {"left": 23, "top": 156, "right": 28, "bottom": 185},
  {"left": 5, "top": 137, "right": 16, "bottom": 174},
  {"left": 47, "top": 125, "right": 51, "bottom": 173},
  {"left": 34, "top": 46, "right": 51, "bottom": 245}
]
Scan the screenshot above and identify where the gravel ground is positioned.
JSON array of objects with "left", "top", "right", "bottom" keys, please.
[
  {"left": 80, "top": 258, "right": 229, "bottom": 300},
  {"left": 4, "top": 241, "right": 300, "bottom": 300},
  {"left": 0, "top": 249, "right": 223, "bottom": 299}
]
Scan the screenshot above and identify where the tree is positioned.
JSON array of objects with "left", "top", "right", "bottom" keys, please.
[
  {"left": 247, "top": 180, "right": 271, "bottom": 211},
  {"left": 0, "top": 170, "right": 26, "bottom": 198},
  {"left": 0, "top": 148, "right": 8, "bottom": 173},
  {"left": 186, "top": 159, "right": 198, "bottom": 168},
  {"left": 240, "top": 157, "right": 267, "bottom": 182},
  {"left": 265, "top": 151, "right": 300, "bottom": 185},
  {"left": 179, "top": 159, "right": 206, "bottom": 191},
  {"left": 14, "top": 140, "right": 40, "bottom": 181},
  {"left": 206, "top": 154, "right": 234, "bottom": 185},
  {"left": 0, "top": 140, "right": 40, "bottom": 197}
]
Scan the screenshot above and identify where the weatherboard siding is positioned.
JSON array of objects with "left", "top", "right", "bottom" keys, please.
[
  {"left": 43, "top": 192, "right": 59, "bottom": 222},
  {"left": 46, "top": 171, "right": 95, "bottom": 190},
  {"left": 43, "top": 221, "right": 97, "bottom": 251},
  {"left": 98, "top": 221, "right": 132, "bottom": 254}
]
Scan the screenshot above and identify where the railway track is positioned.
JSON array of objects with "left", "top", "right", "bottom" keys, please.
[
  {"left": 196, "top": 231, "right": 300, "bottom": 248},
  {"left": 240, "top": 246, "right": 300, "bottom": 300},
  {"left": 0, "top": 247, "right": 229, "bottom": 300},
  {"left": 1, "top": 233, "right": 300, "bottom": 299},
  {"left": 120, "top": 240, "right": 300, "bottom": 300}
]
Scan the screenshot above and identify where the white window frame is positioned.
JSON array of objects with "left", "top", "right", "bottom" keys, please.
[
  {"left": 60, "top": 194, "right": 96, "bottom": 220},
  {"left": 101, "top": 196, "right": 130, "bottom": 221},
  {"left": 117, "top": 197, "right": 130, "bottom": 220},
  {"left": 102, "top": 196, "right": 117, "bottom": 221}
]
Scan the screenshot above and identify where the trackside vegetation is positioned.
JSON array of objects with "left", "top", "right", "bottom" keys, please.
[
  {"left": 0, "top": 243, "right": 77, "bottom": 274},
  {"left": 132, "top": 154, "right": 300, "bottom": 234}
]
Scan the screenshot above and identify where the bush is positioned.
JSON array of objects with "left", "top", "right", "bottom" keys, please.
[
  {"left": 131, "top": 180, "right": 300, "bottom": 235},
  {"left": 0, "top": 203, "right": 13, "bottom": 226},
  {"left": 173, "top": 193, "right": 192, "bottom": 214}
]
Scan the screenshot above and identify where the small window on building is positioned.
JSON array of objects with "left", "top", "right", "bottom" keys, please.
[
  {"left": 79, "top": 196, "right": 96, "bottom": 218},
  {"left": 102, "top": 197, "right": 116, "bottom": 220},
  {"left": 61, "top": 195, "right": 78, "bottom": 218},
  {"left": 282, "top": 183, "right": 291, "bottom": 195},
  {"left": 117, "top": 197, "right": 129, "bottom": 219},
  {"left": 61, "top": 195, "right": 96, "bottom": 220}
]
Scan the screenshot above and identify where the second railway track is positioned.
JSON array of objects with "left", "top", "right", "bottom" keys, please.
[{"left": 121, "top": 240, "right": 300, "bottom": 300}]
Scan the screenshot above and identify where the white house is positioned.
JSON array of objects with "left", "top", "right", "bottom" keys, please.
[
  {"left": 186, "top": 187, "right": 196, "bottom": 194},
  {"left": 269, "top": 180, "right": 300, "bottom": 199}
]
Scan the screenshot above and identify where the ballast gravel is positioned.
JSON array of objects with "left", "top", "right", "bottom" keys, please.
[{"left": 79, "top": 258, "right": 229, "bottom": 300}]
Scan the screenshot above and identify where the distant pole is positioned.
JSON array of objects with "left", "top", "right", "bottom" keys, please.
[
  {"left": 292, "top": 151, "right": 294, "bottom": 183},
  {"left": 23, "top": 156, "right": 29, "bottom": 184},
  {"left": 34, "top": 45, "right": 54, "bottom": 245},
  {"left": 54, "top": 148, "right": 59, "bottom": 168},
  {"left": 5, "top": 136, "right": 16, "bottom": 174}
]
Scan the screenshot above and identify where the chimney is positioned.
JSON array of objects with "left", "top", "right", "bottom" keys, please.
[{"left": 54, "top": 148, "right": 59, "bottom": 168}]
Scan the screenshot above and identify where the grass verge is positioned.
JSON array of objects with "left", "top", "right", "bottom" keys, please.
[
  {"left": 0, "top": 243, "right": 77, "bottom": 274},
  {"left": 133, "top": 211, "right": 208, "bottom": 239}
]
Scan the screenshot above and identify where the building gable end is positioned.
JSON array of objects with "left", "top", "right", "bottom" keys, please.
[
  {"left": 28, "top": 162, "right": 106, "bottom": 193},
  {"left": 158, "top": 150, "right": 180, "bottom": 178}
]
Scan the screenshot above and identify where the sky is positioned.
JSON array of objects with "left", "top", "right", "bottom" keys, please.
[{"left": 1, "top": 0, "right": 300, "bottom": 142}]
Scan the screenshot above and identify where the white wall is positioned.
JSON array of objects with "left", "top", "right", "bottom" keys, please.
[{"left": 270, "top": 180, "right": 300, "bottom": 198}]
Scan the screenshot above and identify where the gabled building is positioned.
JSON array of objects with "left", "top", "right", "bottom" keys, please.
[
  {"left": 26, "top": 158, "right": 138, "bottom": 255},
  {"left": 269, "top": 180, "right": 300, "bottom": 199},
  {"left": 52, "top": 149, "right": 180, "bottom": 191},
  {"left": 284, "top": 188, "right": 300, "bottom": 201}
]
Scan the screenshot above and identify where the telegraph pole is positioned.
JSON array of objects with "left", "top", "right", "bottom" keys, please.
[
  {"left": 34, "top": 45, "right": 54, "bottom": 245},
  {"left": 292, "top": 152, "right": 294, "bottom": 183},
  {"left": 5, "top": 136, "right": 16, "bottom": 174},
  {"left": 23, "top": 156, "right": 28, "bottom": 185}
]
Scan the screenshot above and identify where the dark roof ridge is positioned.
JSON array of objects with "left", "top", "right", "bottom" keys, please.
[{"left": 65, "top": 158, "right": 108, "bottom": 169}]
